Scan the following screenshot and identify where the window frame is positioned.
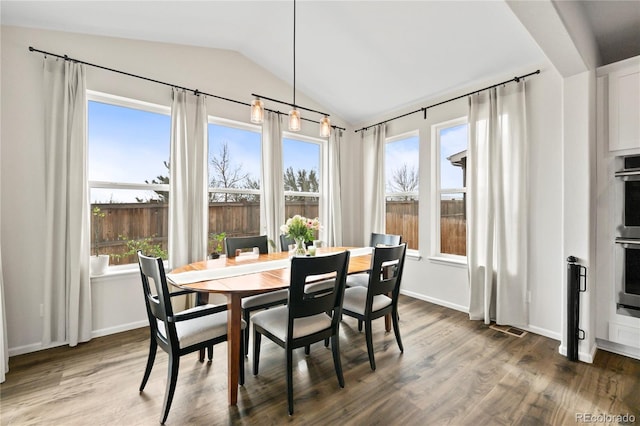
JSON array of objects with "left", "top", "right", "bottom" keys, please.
[
  {"left": 87, "top": 91, "right": 172, "bottom": 271},
  {"left": 282, "top": 131, "right": 328, "bottom": 241},
  {"left": 384, "top": 130, "right": 420, "bottom": 254},
  {"left": 207, "top": 116, "right": 262, "bottom": 200},
  {"left": 431, "top": 116, "right": 468, "bottom": 262}
]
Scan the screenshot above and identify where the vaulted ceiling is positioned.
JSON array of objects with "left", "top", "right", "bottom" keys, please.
[{"left": 2, "top": 1, "right": 638, "bottom": 126}]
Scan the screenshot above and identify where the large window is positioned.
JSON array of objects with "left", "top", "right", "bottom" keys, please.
[
  {"left": 88, "top": 92, "right": 171, "bottom": 266},
  {"left": 207, "top": 119, "right": 262, "bottom": 251},
  {"left": 282, "top": 133, "right": 324, "bottom": 235},
  {"left": 433, "top": 118, "right": 468, "bottom": 257},
  {"left": 385, "top": 132, "right": 420, "bottom": 250}
]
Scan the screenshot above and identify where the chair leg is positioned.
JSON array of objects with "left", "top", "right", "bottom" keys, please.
[
  {"left": 365, "top": 320, "right": 376, "bottom": 371},
  {"left": 331, "top": 333, "right": 345, "bottom": 388},
  {"left": 358, "top": 319, "right": 363, "bottom": 332},
  {"left": 243, "top": 309, "right": 251, "bottom": 356},
  {"left": 324, "top": 338, "right": 330, "bottom": 347},
  {"left": 160, "top": 354, "right": 180, "bottom": 424},
  {"left": 304, "top": 345, "right": 310, "bottom": 355},
  {"left": 253, "top": 329, "right": 262, "bottom": 375},
  {"left": 286, "top": 348, "right": 294, "bottom": 415},
  {"left": 198, "top": 348, "right": 205, "bottom": 362},
  {"left": 392, "top": 309, "right": 404, "bottom": 353},
  {"left": 207, "top": 345, "right": 213, "bottom": 362},
  {"left": 139, "top": 339, "right": 157, "bottom": 392}
]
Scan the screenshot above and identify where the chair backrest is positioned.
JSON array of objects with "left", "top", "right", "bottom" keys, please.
[
  {"left": 370, "top": 232, "right": 402, "bottom": 247},
  {"left": 137, "top": 252, "right": 178, "bottom": 349},
  {"left": 225, "top": 235, "right": 268, "bottom": 258},
  {"left": 279, "top": 234, "right": 312, "bottom": 252},
  {"left": 287, "top": 251, "right": 350, "bottom": 336},
  {"left": 366, "top": 243, "right": 407, "bottom": 304}
]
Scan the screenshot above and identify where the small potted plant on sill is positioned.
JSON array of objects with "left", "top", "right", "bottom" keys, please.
[
  {"left": 208, "top": 232, "right": 226, "bottom": 259},
  {"left": 90, "top": 206, "right": 110, "bottom": 276}
]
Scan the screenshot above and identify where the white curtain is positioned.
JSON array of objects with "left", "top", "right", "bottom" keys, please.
[
  {"left": 260, "top": 112, "right": 285, "bottom": 251},
  {"left": 168, "top": 89, "right": 208, "bottom": 270},
  {"left": 325, "top": 128, "right": 343, "bottom": 247},
  {"left": 0, "top": 150, "right": 7, "bottom": 382},
  {"left": 362, "top": 124, "right": 386, "bottom": 245},
  {"left": 467, "top": 81, "right": 528, "bottom": 326},
  {"left": 42, "top": 58, "right": 92, "bottom": 346}
]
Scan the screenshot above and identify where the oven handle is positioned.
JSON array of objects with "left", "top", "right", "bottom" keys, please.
[{"left": 615, "top": 238, "right": 640, "bottom": 248}]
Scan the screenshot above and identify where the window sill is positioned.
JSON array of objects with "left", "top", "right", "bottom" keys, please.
[
  {"left": 90, "top": 264, "right": 140, "bottom": 280},
  {"left": 406, "top": 249, "right": 422, "bottom": 260},
  {"left": 428, "top": 255, "right": 467, "bottom": 268}
]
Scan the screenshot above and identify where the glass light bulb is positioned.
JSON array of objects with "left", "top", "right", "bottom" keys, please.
[
  {"left": 289, "top": 108, "right": 301, "bottom": 131},
  {"left": 320, "top": 116, "right": 331, "bottom": 138},
  {"left": 250, "top": 98, "right": 264, "bottom": 124}
]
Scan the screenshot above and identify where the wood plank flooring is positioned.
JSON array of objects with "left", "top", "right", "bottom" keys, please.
[{"left": 1, "top": 296, "right": 639, "bottom": 425}]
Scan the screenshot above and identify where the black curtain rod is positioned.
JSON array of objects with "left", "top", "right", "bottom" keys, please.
[
  {"left": 28, "top": 46, "right": 346, "bottom": 131},
  {"left": 355, "top": 69, "right": 540, "bottom": 133}
]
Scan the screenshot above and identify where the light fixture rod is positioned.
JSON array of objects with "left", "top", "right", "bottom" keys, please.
[
  {"left": 293, "top": 0, "right": 296, "bottom": 106},
  {"left": 251, "top": 93, "right": 330, "bottom": 117}
]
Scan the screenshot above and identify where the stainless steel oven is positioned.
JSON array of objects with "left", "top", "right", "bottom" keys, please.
[{"left": 614, "top": 154, "right": 640, "bottom": 318}]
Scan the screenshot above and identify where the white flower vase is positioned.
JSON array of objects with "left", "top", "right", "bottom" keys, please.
[{"left": 90, "top": 254, "right": 110, "bottom": 276}]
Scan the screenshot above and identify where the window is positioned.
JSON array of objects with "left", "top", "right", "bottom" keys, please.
[
  {"left": 88, "top": 92, "right": 171, "bottom": 266},
  {"left": 207, "top": 119, "right": 262, "bottom": 249},
  {"left": 282, "top": 133, "right": 325, "bottom": 235},
  {"left": 432, "top": 118, "right": 468, "bottom": 257},
  {"left": 385, "top": 132, "right": 420, "bottom": 250}
]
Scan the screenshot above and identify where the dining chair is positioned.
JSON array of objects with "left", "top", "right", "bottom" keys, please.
[
  {"left": 225, "top": 235, "right": 288, "bottom": 355},
  {"left": 346, "top": 232, "right": 402, "bottom": 288},
  {"left": 137, "top": 252, "right": 245, "bottom": 424},
  {"left": 342, "top": 243, "right": 407, "bottom": 371},
  {"left": 251, "top": 251, "right": 350, "bottom": 415}
]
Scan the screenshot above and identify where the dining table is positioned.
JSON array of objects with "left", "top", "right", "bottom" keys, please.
[{"left": 166, "top": 246, "right": 372, "bottom": 406}]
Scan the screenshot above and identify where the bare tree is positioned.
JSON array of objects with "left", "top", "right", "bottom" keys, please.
[
  {"left": 388, "top": 163, "right": 418, "bottom": 200},
  {"left": 209, "top": 141, "right": 251, "bottom": 202}
]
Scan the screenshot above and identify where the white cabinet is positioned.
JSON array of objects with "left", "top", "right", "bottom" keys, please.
[{"left": 601, "top": 58, "right": 640, "bottom": 152}]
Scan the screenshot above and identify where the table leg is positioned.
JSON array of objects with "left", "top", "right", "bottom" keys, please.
[
  {"left": 385, "top": 313, "right": 391, "bottom": 332},
  {"left": 227, "top": 293, "right": 242, "bottom": 405},
  {"left": 197, "top": 292, "right": 209, "bottom": 361}
]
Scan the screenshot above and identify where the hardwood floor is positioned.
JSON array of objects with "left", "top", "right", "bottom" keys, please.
[{"left": 2, "top": 296, "right": 639, "bottom": 425}]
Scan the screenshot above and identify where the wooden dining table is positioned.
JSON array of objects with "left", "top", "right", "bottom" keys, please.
[{"left": 167, "top": 246, "right": 372, "bottom": 406}]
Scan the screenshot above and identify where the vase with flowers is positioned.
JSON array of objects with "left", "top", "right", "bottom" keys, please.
[{"left": 280, "top": 215, "right": 321, "bottom": 256}]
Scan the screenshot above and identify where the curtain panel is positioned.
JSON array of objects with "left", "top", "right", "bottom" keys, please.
[
  {"left": 325, "top": 128, "right": 343, "bottom": 247},
  {"left": 168, "top": 89, "right": 208, "bottom": 270},
  {"left": 467, "top": 81, "right": 528, "bottom": 326},
  {"left": 362, "top": 124, "right": 386, "bottom": 245},
  {"left": 260, "top": 112, "right": 285, "bottom": 251},
  {"left": 42, "top": 58, "right": 92, "bottom": 346}
]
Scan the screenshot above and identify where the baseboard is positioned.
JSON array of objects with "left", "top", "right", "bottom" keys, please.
[
  {"left": 400, "top": 289, "right": 468, "bottom": 313},
  {"left": 8, "top": 321, "right": 148, "bottom": 357},
  {"left": 558, "top": 344, "right": 598, "bottom": 363},
  {"left": 91, "top": 320, "right": 148, "bottom": 339},
  {"left": 596, "top": 338, "right": 640, "bottom": 360}
]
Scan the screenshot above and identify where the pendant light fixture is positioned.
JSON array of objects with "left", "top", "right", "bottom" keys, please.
[{"left": 250, "top": 0, "right": 333, "bottom": 137}]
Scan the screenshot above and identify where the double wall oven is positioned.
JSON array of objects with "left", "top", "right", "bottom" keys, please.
[{"left": 614, "top": 155, "right": 640, "bottom": 318}]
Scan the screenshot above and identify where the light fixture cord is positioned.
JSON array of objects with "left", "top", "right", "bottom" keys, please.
[{"left": 293, "top": 0, "right": 296, "bottom": 106}]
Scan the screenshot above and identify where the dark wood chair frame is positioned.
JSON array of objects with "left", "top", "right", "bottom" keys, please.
[
  {"left": 342, "top": 243, "right": 407, "bottom": 371},
  {"left": 252, "top": 251, "right": 350, "bottom": 415},
  {"left": 137, "top": 252, "right": 245, "bottom": 424}
]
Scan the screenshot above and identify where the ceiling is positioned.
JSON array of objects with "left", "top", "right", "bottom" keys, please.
[{"left": 2, "top": 1, "right": 638, "bottom": 126}]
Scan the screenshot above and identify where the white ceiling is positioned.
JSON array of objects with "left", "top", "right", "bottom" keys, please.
[{"left": 2, "top": 1, "right": 637, "bottom": 126}]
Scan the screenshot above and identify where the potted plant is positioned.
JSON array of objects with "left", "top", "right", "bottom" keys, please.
[
  {"left": 90, "top": 206, "right": 110, "bottom": 275},
  {"left": 280, "top": 215, "right": 320, "bottom": 256},
  {"left": 208, "top": 232, "right": 226, "bottom": 259}
]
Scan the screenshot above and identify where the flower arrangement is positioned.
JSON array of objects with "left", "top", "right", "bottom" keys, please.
[{"left": 281, "top": 215, "right": 321, "bottom": 242}]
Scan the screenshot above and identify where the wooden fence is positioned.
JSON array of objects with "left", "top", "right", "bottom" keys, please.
[{"left": 93, "top": 199, "right": 465, "bottom": 264}]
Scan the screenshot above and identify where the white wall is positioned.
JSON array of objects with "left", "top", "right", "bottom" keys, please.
[
  {"left": 0, "top": 25, "right": 349, "bottom": 355},
  {"left": 342, "top": 64, "right": 566, "bottom": 338},
  {"left": 2, "top": 24, "right": 570, "bottom": 356}
]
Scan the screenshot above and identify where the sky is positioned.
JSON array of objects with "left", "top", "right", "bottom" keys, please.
[
  {"left": 89, "top": 101, "right": 320, "bottom": 203},
  {"left": 89, "top": 100, "right": 466, "bottom": 203}
]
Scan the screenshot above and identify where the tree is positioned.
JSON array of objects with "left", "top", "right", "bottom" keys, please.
[
  {"left": 388, "top": 163, "right": 418, "bottom": 200},
  {"left": 209, "top": 141, "right": 252, "bottom": 202},
  {"left": 284, "top": 166, "right": 319, "bottom": 201},
  {"left": 136, "top": 160, "right": 170, "bottom": 203}
]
